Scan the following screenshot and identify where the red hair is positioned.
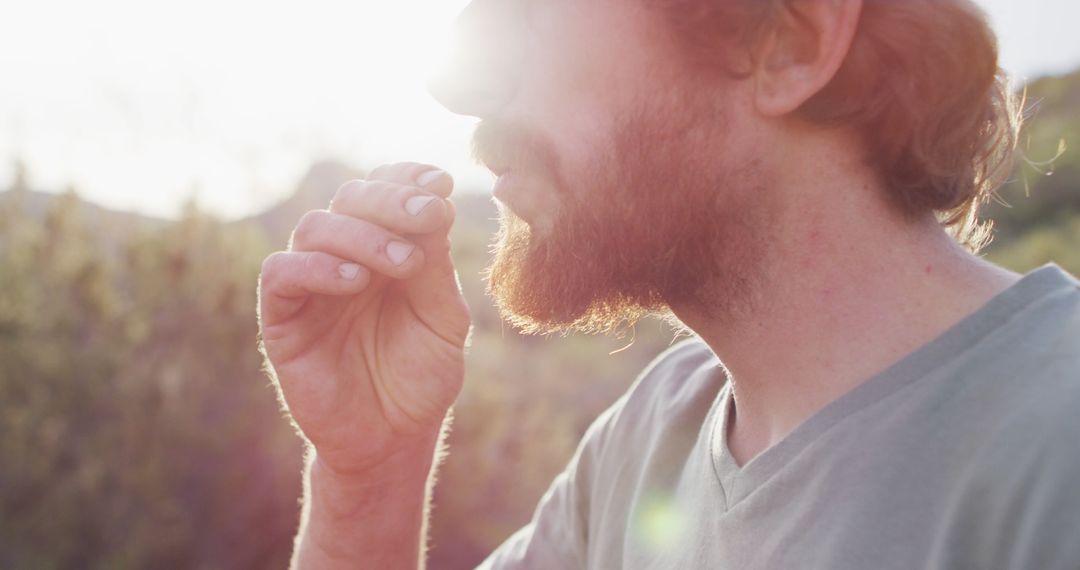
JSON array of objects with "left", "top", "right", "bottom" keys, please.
[{"left": 657, "top": 0, "right": 1023, "bottom": 251}]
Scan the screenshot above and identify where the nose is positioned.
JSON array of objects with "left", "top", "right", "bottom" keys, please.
[{"left": 428, "top": 0, "right": 524, "bottom": 118}]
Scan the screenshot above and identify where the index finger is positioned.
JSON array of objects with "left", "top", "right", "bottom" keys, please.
[{"left": 367, "top": 162, "right": 454, "bottom": 199}]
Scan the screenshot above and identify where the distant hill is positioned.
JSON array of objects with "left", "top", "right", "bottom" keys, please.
[
  {"left": 0, "top": 185, "right": 164, "bottom": 258},
  {"left": 0, "top": 186, "right": 163, "bottom": 231},
  {"left": 235, "top": 160, "right": 501, "bottom": 248},
  {"left": 237, "top": 160, "right": 363, "bottom": 248},
  {"left": 3, "top": 67, "right": 1078, "bottom": 254},
  {"left": 0, "top": 160, "right": 502, "bottom": 256}
]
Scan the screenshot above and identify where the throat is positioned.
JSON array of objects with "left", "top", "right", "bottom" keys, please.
[{"left": 724, "top": 383, "right": 812, "bottom": 468}]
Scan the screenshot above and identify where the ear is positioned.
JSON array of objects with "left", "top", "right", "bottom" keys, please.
[{"left": 752, "top": 0, "right": 862, "bottom": 117}]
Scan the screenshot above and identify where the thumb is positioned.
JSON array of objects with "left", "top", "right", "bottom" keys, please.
[{"left": 405, "top": 199, "right": 470, "bottom": 340}]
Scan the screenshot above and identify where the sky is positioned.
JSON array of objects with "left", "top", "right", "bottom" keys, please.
[{"left": 1, "top": 0, "right": 1079, "bottom": 220}]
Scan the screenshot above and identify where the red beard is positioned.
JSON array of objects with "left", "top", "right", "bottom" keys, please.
[{"left": 477, "top": 97, "right": 769, "bottom": 336}]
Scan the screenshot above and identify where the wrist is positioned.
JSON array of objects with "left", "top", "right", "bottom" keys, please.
[
  {"left": 309, "top": 439, "right": 437, "bottom": 519},
  {"left": 316, "top": 427, "right": 439, "bottom": 475},
  {"left": 301, "top": 441, "right": 435, "bottom": 567}
]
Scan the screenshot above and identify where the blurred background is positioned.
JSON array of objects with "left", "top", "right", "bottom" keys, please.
[{"left": 1, "top": 0, "right": 1078, "bottom": 568}]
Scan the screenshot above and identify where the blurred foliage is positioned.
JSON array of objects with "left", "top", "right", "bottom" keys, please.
[
  {"left": 0, "top": 169, "right": 677, "bottom": 569},
  {"left": 981, "top": 68, "right": 1080, "bottom": 276},
  {"left": 984, "top": 70, "right": 1080, "bottom": 245},
  {"left": 0, "top": 68, "right": 1078, "bottom": 569},
  {"left": 0, "top": 188, "right": 301, "bottom": 569}
]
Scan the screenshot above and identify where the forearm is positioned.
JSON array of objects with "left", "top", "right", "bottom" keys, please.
[{"left": 290, "top": 432, "right": 444, "bottom": 570}]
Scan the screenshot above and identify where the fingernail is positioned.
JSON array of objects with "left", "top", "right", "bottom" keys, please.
[
  {"left": 405, "top": 195, "right": 436, "bottom": 216},
  {"left": 339, "top": 263, "right": 363, "bottom": 280},
  {"left": 386, "top": 241, "right": 415, "bottom": 266},
  {"left": 416, "top": 170, "right": 445, "bottom": 187}
]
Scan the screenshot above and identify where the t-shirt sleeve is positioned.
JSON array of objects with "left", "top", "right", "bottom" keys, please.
[
  {"left": 473, "top": 338, "right": 713, "bottom": 570},
  {"left": 473, "top": 396, "right": 625, "bottom": 570},
  {"left": 931, "top": 377, "right": 1080, "bottom": 570},
  {"left": 1001, "top": 423, "right": 1080, "bottom": 570}
]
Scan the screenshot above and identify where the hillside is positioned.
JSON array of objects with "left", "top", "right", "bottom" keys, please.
[
  {"left": 0, "top": 159, "right": 674, "bottom": 570},
  {"left": 6, "top": 68, "right": 1079, "bottom": 257},
  {"left": 237, "top": 160, "right": 363, "bottom": 248}
]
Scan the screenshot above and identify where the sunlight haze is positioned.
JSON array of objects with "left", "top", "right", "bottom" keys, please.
[{"left": 1, "top": 0, "right": 1078, "bottom": 219}]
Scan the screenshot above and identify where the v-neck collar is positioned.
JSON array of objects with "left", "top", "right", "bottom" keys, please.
[{"left": 708, "top": 263, "right": 1078, "bottom": 508}]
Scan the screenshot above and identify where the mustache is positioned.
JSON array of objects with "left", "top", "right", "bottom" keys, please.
[{"left": 471, "top": 120, "right": 561, "bottom": 180}]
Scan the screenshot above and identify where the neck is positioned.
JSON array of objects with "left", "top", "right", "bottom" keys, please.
[{"left": 673, "top": 132, "right": 1020, "bottom": 467}]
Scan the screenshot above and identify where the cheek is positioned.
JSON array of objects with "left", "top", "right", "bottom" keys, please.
[
  {"left": 548, "top": 119, "right": 608, "bottom": 185},
  {"left": 516, "top": 2, "right": 668, "bottom": 189}
]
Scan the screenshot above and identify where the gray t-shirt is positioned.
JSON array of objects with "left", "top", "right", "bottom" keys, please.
[{"left": 477, "top": 263, "right": 1080, "bottom": 569}]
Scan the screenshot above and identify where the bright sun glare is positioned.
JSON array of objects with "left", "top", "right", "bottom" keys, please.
[
  {"left": 0, "top": 0, "right": 474, "bottom": 219},
  {"left": 1, "top": 0, "right": 1078, "bottom": 219}
]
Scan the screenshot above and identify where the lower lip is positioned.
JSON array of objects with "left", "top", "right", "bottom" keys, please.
[
  {"left": 492, "top": 169, "right": 561, "bottom": 228},
  {"left": 492, "top": 171, "right": 537, "bottom": 221}
]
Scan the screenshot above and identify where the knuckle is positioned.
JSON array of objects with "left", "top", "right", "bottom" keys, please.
[
  {"left": 404, "top": 163, "right": 436, "bottom": 183},
  {"left": 368, "top": 162, "right": 426, "bottom": 183},
  {"left": 395, "top": 161, "right": 424, "bottom": 173},
  {"left": 260, "top": 252, "right": 280, "bottom": 274},
  {"left": 331, "top": 179, "right": 365, "bottom": 209},
  {"left": 300, "top": 251, "right": 320, "bottom": 274},
  {"left": 297, "top": 209, "right": 324, "bottom": 229},
  {"left": 368, "top": 164, "right": 392, "bottom": 180},
  {"left": 260, "top": 252, "right": 289, "bottom": 285},
  {"left": 333, "top": 180, "right": 397, "bottom": 215},
  {"left": 365, "top": 180, "right": 395, "bottom": 197},
  {"left": 293, "top": 209, "right": 328, "bottom": 244}
]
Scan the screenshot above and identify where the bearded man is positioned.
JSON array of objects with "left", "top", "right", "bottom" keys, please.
[{"left": 256, "top": 0, "right": 1080, "bottom": 568}]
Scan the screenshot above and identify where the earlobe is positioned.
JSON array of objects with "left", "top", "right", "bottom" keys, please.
[
  {"left": 752, "top": 0, "right": 863, "bottom": 118},
  {"left": 754, "top": 33, "right": 818, "bottom": 117}
]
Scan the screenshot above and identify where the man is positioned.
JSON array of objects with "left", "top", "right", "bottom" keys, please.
[{"left": 257, "top": 0, "right": 1080, "bottom": 568}]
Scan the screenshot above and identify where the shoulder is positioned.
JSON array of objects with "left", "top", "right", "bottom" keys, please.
[
  {"left": 961, "top": 266, "right": 1080, "bottom": 483},
  {"left": 993, "top": 352, "right": 1080, "bottom": 468},
  {"left": 963, "top": 264, "right": 1080, "bottom": 411},
  {"left": 1022, "top": 265, "right": 1080, "bottom": 349},
  {"left": 633, "top": 336, "right": 720, "bottom": 389},
  {"left": 994, "top": 265, "right": 1080, "bottom": 422},
  {"left": 576, "top": 336, "right": 723, "bottom": 463},
  {"left": 476, "top": 339, "right": 723, "bottom": 569},
  {"left": 620, "top": 336, "right": 723, "bottom": 417},
  {"left": 949, "top": 348, "right": 1080, "bottom": 567},
  {"left": 1012, "top": 263, "right": 1080, "bottom": 340}
]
